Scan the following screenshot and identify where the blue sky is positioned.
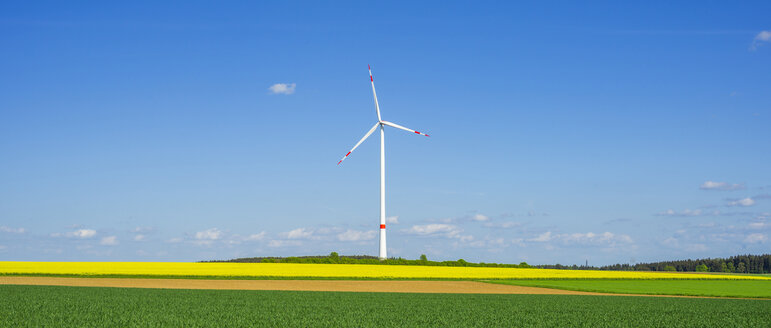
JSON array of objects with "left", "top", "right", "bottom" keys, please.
[{"left": 1, "top": 1, "right": 769, "bottom": 265}]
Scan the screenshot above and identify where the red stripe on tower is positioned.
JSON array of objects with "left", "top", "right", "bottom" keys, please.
[{"left": 380, "top": 224, "right": 385, "bottom": 229}]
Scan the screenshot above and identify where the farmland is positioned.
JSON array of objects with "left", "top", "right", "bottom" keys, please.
[
  {"left": 3, "top": 261, "right": 769, "bottom": 327},
  {"left": 0, "top": 277, "right": 606, "bottom": 294},
  {"left": 2, "top": 261, "right": 769, "bottom": 280},
  {"left": 492, "top": 279, "right": 771, "bottom": 298},
  {"left": 2, "top": 285, "right": 770, "bottom": 327}
]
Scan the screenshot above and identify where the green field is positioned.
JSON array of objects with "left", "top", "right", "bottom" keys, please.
[
  {"left": 1, "top": 285, "right": 769, "bottom": 327},
  {"left": 490, "top": 279, "right": 771, "bottom": 298}
]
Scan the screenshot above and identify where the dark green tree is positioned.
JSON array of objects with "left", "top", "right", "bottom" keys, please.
[{"left": 328, "top": 252, "right": 339, "bottom": 263}]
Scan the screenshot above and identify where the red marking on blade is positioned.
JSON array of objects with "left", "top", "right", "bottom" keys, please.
[
  {"left": 425, "top": 134, "right": 430, "bottom": 137},
  {"left": 368, "top": 64, "right": 371, "bottom": 70},
  {"left": 337, "top": 160, "right": 342, "bottom": 165},
  {"left": 370, "top": 76, "right": 373, "bottom": 81},
  {"left": 380, "top": 224, "right": 385, "bottom": 229},
  {"left": 414, "top": 131, "right": 420, "bottom": 134},
  {"left": 346, "top": 152, "right": 351, "bottom": 156}
]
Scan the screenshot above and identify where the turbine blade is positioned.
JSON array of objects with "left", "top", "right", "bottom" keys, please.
[
  {"left": 338, "top": 122, "right": 381, "bottom": 165},
  {"left": 369, "top": 65, "right": 382, "bottom": 121},
  {"left": 381, "top": 121, "right": 430, "bottom": 137}
]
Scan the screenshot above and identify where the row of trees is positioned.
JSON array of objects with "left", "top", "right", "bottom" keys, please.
[
  {"left": 205, "top": 253, "right": 532, "bottom": 268},
  {"left": 599, "top": 254, "right": 771, "bottom": 273},
  {"left": 206, "top": 253, "right": 770, "bottom": 273}
]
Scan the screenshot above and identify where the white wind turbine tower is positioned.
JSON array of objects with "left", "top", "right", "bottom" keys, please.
[{"left": 337, "top": 65, "right": 430, "bottom": 260}]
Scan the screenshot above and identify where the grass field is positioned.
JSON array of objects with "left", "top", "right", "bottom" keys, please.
[
  {"left": 2, "top": 261, "right": 769, "bottom": 280},
  {"left": 1, "top": 285, "right": 769, "bottom": 327},
  {"left": 490, "top": 279, "right": 771, "bottom": 298}
]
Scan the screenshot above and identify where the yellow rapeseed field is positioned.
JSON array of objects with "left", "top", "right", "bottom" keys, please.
[{"left": 1, "top": 262, "right": 769, "bottom": 280}]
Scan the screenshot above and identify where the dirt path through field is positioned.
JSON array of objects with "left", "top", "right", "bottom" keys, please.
[
  {"left": 1, "top": 276, "right": 611, "bottom": 295},
  {"left": 2, "top": 277, "right": 762, "bottom": 299}
]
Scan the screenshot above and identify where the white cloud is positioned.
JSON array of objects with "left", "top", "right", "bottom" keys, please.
[
  {"left": 529, "top": 231, "right": 553, "bottom": 242},
  {"left": 656, "top": 209, "right": 716, "bottom": 217},
  {"left": 192, "top": 228, "right": 223, "bottom": 246},
  {"left": 268, "top": 83, "right": 296, "bottom": 95},
  {"left": 268, "top": 239, "right": 302, "bottom": 248},
  {"left": 658, "top": 209, "right": 677, "bottom": 216},
  {"left": 561, "top": 232, "right": 633, "bottom": 245},
  {"left": 472, "top": 214, "right": 489, "bottom": 222},
  {"left": 314, "top": 227, "right": 344, "bottom": 235},
  {"left": 195, "top": 228, "right": 222, "bottom": 240},
  {"left": 225, "top": 238, "right": 242, "bottom": 246},
  {"left": 246, "top": 231, "right": 267, "bottom": 241},
  {"left": 744, "top": 233, "right": 767, "bottom": 243},
  {"left": 64, "top": 229, "right": 96, "bottom": 238},
  {"left": 403, "top": 224, "right": 473, "bottom": 242},
  {"left": 386, "top": 216, "right": 399, "bottom": 224},
  {"left": 133, "top": 234, "right": 145, "bottom": 241},
  {"left": 100, "top": 236, "right": 118, "bottom": 246},
  {"left": 727, "top": 197, "right": 755, "bottom": 207},
  {"left": 748, "top": 222, "right": 768, "bottom": 229},
  {"left": 284, "top": 228, "right": 313, "bottom": 239},
  {"left": 467, "top": 237, "right": 505, "bottom": 248},
  {"left": 529, "top": 231, "right": 632, "bottom": 246},
  {"left": 662, "top": 237, "right": 679, "bottom": 248},
  {"left": 488, "top": 238, "right": 506, "bottom": 247},
  {"left": 656, "top": 208, "right": 754, "bottom": 217},
  {"left": 0, "top": 226, "right": 25, "bottom": 234},
  {"left": 751, "top": 30, "right": 771, "bottom": 50},
  {"left": 483, "top": 221, "right": 521, "bottom": 228},
  {"left": 337, "top": 229, "right": 377, "bottom": 242},
  {"left": 699, "top": 181, "right": 745, "bottom": 191},
  {"left": 405, "top": 224, "right": 460, "bottom": 237},
  {"left": 459, "top": 235, "right": 474, "bottom": 243},
  {"left": 167, "top": 237, "right": 183, "bottom": 243}
]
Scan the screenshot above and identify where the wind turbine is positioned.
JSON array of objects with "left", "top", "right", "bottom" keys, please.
[{"left": 337, "top": 65, "right": 430, "bottom": 260}]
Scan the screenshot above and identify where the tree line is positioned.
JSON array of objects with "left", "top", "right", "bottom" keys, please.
[
  {"left": 597, "top": 254, "right": 770, "bottom": 273},
  {"left": 204, "top": 253, "right": 770, "bottom": 273},
  {"left": 203, "top": 253, "right": 531, "bottom": 268}
]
